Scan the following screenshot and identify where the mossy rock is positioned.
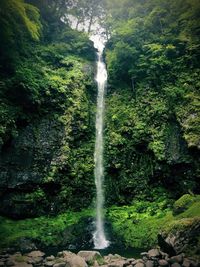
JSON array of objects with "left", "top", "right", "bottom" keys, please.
[{"left": 173, "top": 194, "right": 196, "bottom": 215}]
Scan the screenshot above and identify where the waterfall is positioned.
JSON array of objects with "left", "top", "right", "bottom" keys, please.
[{"left": 92, "top": 39, "right": 109, "bottom": 249}]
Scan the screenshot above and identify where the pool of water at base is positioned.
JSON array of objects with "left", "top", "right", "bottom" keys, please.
[{"left": 44, "top": 245, "right": 145, "bottom": 259}]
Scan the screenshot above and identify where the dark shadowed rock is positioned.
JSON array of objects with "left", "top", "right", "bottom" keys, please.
[
  {"left": 158, "top": 235, "right": 176, "bottom": 257},
  {"left": 169, "top": 255, "right": 184, "bottom": 264}
]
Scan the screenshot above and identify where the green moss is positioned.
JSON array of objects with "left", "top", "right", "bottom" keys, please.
[
  {"left": 0, "top": 209, "right": 94, "bottom": 249},
  {"left": 173, "top": 194, "right": 196, "bottom": 215}
]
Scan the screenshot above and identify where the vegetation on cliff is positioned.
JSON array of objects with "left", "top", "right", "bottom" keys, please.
[{"left": 103, "top": 0, "right": 200, "bottom": 205}]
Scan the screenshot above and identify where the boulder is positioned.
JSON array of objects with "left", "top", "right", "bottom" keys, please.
[
  {"left": 61, "top": 251, "right": 87, "bottom": 267},
  {"left": 171, "top": 263, "right": 181, "bottom": 267},
  {"left": 135, "top": 263, "right": 145, "bottom": 267},
  {"left": 158, "top": 260, "right": 169, "bottom": 267},
  {"left": 169, "top": 255, "right": 184, "bottom": 264},
  {"left": 132, "top": 260, "right": 144, "bottom": 266},
  {"left": 108, "top": 260, "right": 126, "bottom": 267},
  {"left": 77, "top": 251, "right": 103, "bottom": 264},
  {"left": 182, "top": 259, "right": 191, "bottom": 267},
  {"left": 46, "top": 256, "right": 55, "bottom": 261},
  {"left": 45, "top": 262, "right": 55, "bottom": 267},
  {"left": 53, "top": 263, "right": 66, "bottom": 267},
  {"left": 147, "top": 249, "right": 160, "bottom": 258},
  {"left": 27, "top": 251, "right": 45, "bottom": 258},
  {"left": 145, "top": 260, "right": 154, "bottom": 267},
  {"left": 5, "top": 260, "right": 15, "bottom": 266},
  {"left": 158, "top": 234, "right": 176, "bottom": 257}
]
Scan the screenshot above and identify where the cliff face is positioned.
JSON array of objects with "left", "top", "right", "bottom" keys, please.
[{"left": 0, "top": 35, "right": 97, "bottom": 218}]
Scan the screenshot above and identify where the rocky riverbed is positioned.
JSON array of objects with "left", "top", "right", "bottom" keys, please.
[{"left": 0, "top": 249, "right": 199, "bottom": 267}]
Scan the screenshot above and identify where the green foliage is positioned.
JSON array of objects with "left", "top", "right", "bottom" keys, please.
[
  {"left": 0, "top": 209, "right": 94, "bottom": 248},
  {"left": 107, "top": 195, "right": 200, "bottom": 249},
  {"left": 104, "top": 0, "right": 200, "bottom": 205},
  {"left": 0, "top": 0, "right": 41, "bottom": 69}
]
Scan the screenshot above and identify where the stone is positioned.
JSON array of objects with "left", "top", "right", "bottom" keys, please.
[
  {"left": 14, "top": 263, "right": 33, "bottom": 267},
  {"left": 6, "top": 260, "right": 15, "bottom": 266},
  {"left": 158, "top": 235, "right": 176, "bottom": 257},
  {"left": 183, "top": 259, "right": 191, "bottom": 267},
  {"left": 108, "top": 261, "right": 126, "bottom": 267},
  {"left": 105, "top": 254, "right": 123, "bottom": 263},
  {"left": 171, "top": 263, "right": 181, "bottom": 267},
  {"left": 77, "top": 251, "right": 103, "bottom": 264},
  {"left": 148, "top": 249, "right": 160, "bottom": 258},
  {"left": 132, "top": 260, "right": 144, "bottom": 265},
  {"left": 46, "top": 256, "right": 56, "bottom": 261},
  {"left": 141, "top": 253, "right": 148, "bottom": 257},
  {"left": 27, "top": 256, "right": 43, "bottom": 264},
  {"left": 145, "top": 260, "right": 154, "bottom": 267},
  {"left": 0, "top": 262, "right": 4, "bottom": 267},
  {"left": 62, "top": 251, "right": 87, "bottom": 267},
  {"left": 53, "top": 263, "right": 66, "bottom": 267},
  {"left": 45, "top": 262, "right": 55, "bottom": 267},
  {"left": 158, "top": 260, "right": 169, "bottom": 267},
  {"left": 169, "top": 255, "right": 183, "bottom": 264},
  {"left": 135, "top": 263, "right": 145, "bottom": 267},
  {"left": 190, "top": 260, "right": 200, "bottom": 267},
  {"left": 27, "top": 251, "right": 45, "bottom": 258},
  {"left": 0, "top": 255, "right": 9, "bottom": 259},
  {"left": 17, "top": 238, "right": 37, "bottom": 252}
]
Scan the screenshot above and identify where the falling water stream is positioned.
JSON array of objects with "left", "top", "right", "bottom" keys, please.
[{"left": 92, "top": 39, "right": 110, "bottom": 249}]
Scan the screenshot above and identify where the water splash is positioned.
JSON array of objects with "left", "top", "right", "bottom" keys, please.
[{"left": 92, "top": 38, "right": 109, "bottom": 249}]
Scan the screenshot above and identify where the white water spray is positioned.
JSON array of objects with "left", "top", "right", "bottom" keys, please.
[{"left": 92, "top": 37, "right": 110, "bottom": 249}]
